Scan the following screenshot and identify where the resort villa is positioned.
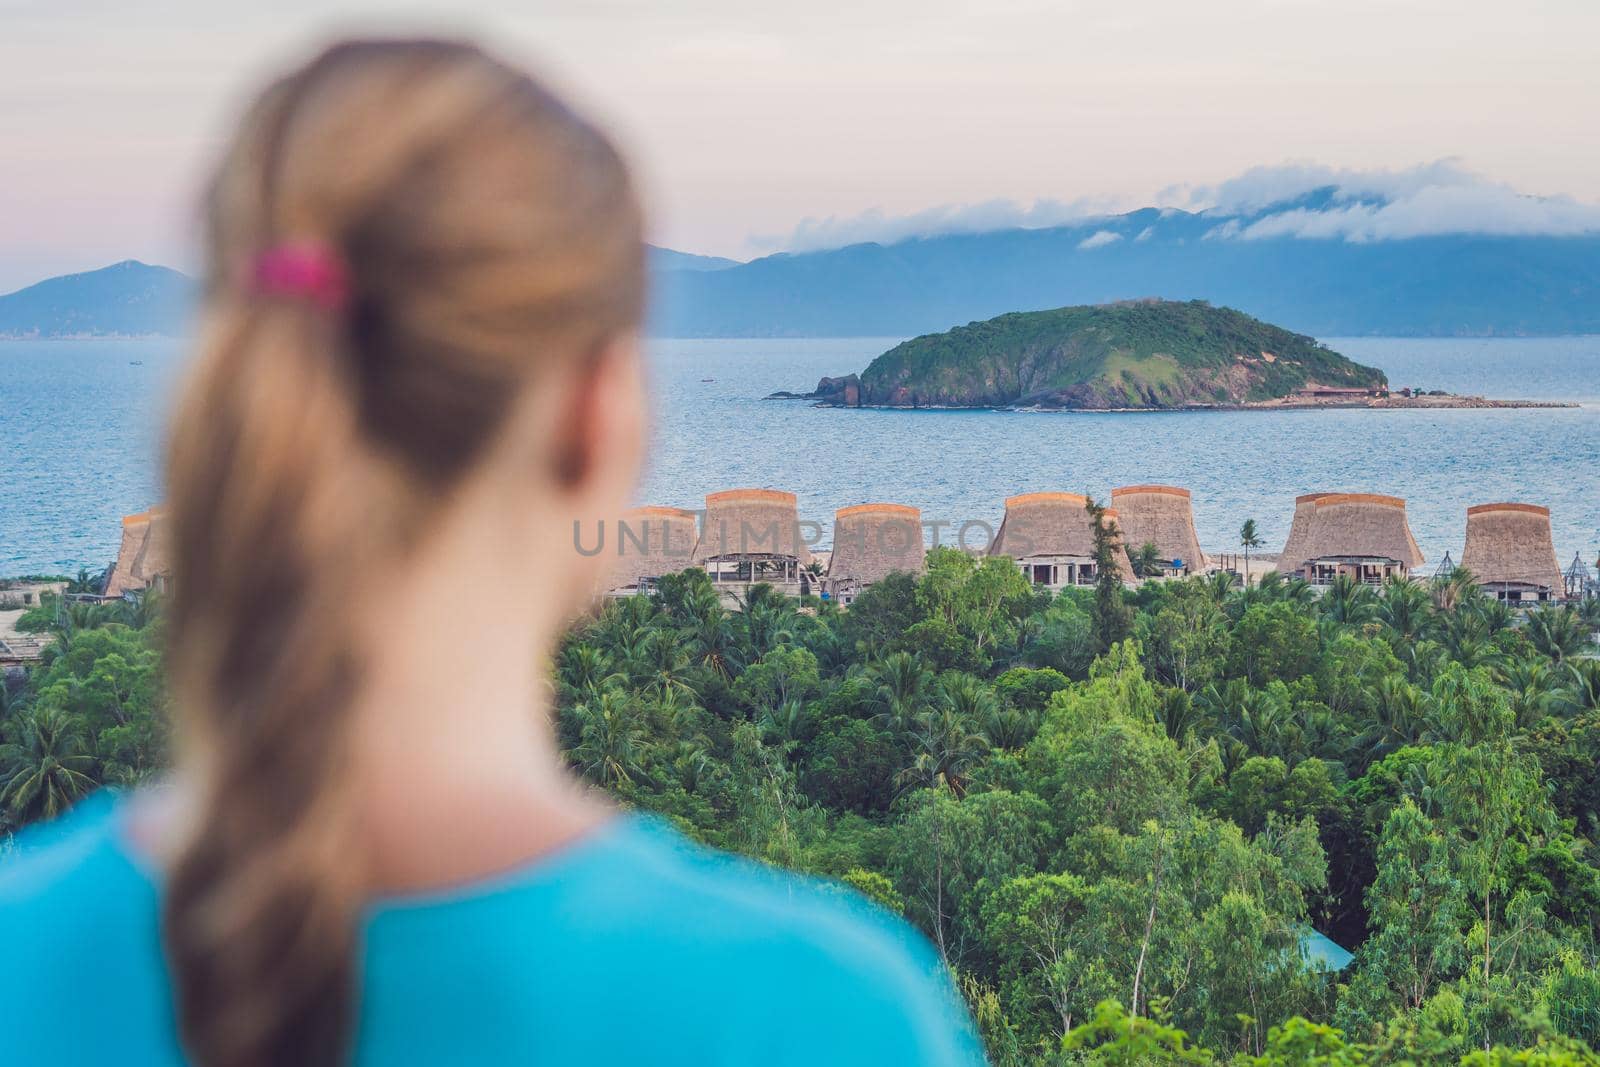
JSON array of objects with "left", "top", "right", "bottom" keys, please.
[
  {"left": 603, "top": 506, "right": 699, "bottom": 595},
  {"left": 824, "top": 503, "right": 926, "bottom": 606},
  {"left": 1459, "top": 503, "right": 1565, "bottom": 604},
  {"left": 104, "top": 506, "right": 172, "bottom": 599},
  {"left": 1276, "top": 493, "right": 1425, "bottom": 585},
  {"left": 987, "top": 492, "right": 1132, "bottom": 590},
  {"left": 1109, "top": 485, "right": 1209, "bottom": 577},
  {"left": 691, "top": 489, "right": 813, "bottom": 600}
]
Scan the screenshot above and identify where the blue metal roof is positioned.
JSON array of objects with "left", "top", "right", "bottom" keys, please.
[{"left": 1299, "top": 929, "right": 1354, "bottom": 971}]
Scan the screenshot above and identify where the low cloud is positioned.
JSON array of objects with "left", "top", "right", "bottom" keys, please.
[
  {"left": 753, "top": 194, "right": 1119, "bottom": 254},
  {"left": 1181, "top": 160, "right": 1600, "bottom": 242},
  {"left": 1163, "top": 160, "right": 1476, "bottom": 215},
  {"left": 1231, "top": 177, "right": 1600, "bottom": 242},
  {"left": 751, "top": 161, "right": 1600, "bottom": 254},
  {"left": 1077, "top": 229, "right": 1122, "bottom": 250}
]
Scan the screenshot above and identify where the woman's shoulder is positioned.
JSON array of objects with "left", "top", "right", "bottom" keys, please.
[
  {"left": 0, "top": 793, "right": 171, "bottom": 1049},
  {"left": 0, "top": 792, "right": 146, "bottom": 908},
  {"left": 553, "top": 815, "right": 985, "bottom": 1064},
  {"left": 371, "top": 813, "right": 986, "bottom": 1065}
]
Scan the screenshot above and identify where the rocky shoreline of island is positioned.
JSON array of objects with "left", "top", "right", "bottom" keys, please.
[{"left": 765, "top": 378, "right": 1576, "bottom": 412}]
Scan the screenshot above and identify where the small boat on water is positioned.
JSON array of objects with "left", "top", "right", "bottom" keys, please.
[
  {"left": 129, "top": 360, "right": 143, "bottom": 366},
  {"left": 701, "top": 377, "right": 715, "bottom": 382}
]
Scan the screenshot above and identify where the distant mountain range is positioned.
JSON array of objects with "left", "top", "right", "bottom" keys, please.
[
  {"left": 647, "top": 246, "right": 741, "bottom": 273},
  {"left": 8, "top": 202, "right": 1598, "bottom": 339},
  {"left": 652, "top": 189, "right": 1600, "bottom": 338},
  {"left": 0, "top": 247, "right": 739, "bottom": 339}
]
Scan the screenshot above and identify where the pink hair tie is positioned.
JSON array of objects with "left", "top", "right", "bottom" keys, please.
[{"left": 252, "top": 241, "right": 350, "bottom": 312}]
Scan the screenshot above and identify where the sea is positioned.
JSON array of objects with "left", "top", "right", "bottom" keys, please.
[{"left": 2, "top": 335, "right": 1598, "bottom": 576}]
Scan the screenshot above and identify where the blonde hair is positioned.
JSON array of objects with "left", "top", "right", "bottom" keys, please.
[{"left": 162, "top": 39, "right": 643, "bottom": 1067}]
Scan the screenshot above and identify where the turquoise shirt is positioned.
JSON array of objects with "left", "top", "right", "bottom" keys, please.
[{"left": 0, "top": 795, "right": 984, "bottom": 1066}]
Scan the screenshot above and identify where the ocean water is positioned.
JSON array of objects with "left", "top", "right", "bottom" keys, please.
[{"left": 3, "top": 335, "right": 1599, "bottom": 575}]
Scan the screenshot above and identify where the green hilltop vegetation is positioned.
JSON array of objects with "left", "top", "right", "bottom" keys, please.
[
  {"left": 9, "top": 554, "right": 1600, "bottom": 1063},
  {"left": 824, "top": 299, "right": 1386, "bottom": 409}
]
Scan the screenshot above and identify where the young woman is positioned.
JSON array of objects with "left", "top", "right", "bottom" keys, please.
[{"left": 0, "top": 39, "right": 982, "bottom": 1067}]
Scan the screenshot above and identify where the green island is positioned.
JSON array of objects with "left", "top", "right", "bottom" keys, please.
[
  {"left": 8, "top": 556, "right": 1600, "bottom": 1063},
  {"left": 803, "top": 299, "right": 1390, "bottom": 409}
]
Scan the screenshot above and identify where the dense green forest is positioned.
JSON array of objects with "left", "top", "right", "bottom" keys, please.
[
  {"left": 826, "top": 300, "right": 1386, "bottom": 409},
  {"left": 6, "top": 545, "right": 1600, "bottom": 1064}
]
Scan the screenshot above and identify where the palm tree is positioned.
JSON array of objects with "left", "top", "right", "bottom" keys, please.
[
  {"left": 1280, "top": 574, "right": 1318, "bottom": 609},
  {"left": 1472, "top": 596, "right": 1516, "bottom": 639},
  {"left": 1321, "top": 573, "right": 1377, "bottom": 625},
  {"left": 1430, "top": 566, "right": 1481, "bottom": 614},
  {"left": 686, "top": 609, "right": 741, "bottom": 681},
  {"left": 898, "top": 705, "right": 990, "bottom": 797},
  {"left": 1498, "top": 658, "right": 1556, "bottom": 729},
  {"left": 938, "top": 674, "right": 999, "bottom": 725},
  {"left": 868, "top": 652, "right": 934, "bottom": 737},
  {"left": 642, "top": 683, "right": 702, "bottom": 740},
  {"left": 117, "top": 588, "right": 163, "bottom": 630},
  {"left": 1228, "top": 684, "right": 1292, "bottom": 758},
  {"left": 1558, "top": 659, "right": 1600, "bottom": 715},
  {"left": 737, "top": 585, "right": 796, "bottom": 659},
  {"left": 1440, "top": 616, "right": 1504, "bottom": 672},
  {"left": 1131, "top": 541, "right": 1165, "bottom": 580},
  {"left": 559, "top": 643, "right": 619, "bottom": 702},
  {"left": 1525, "top": 605, "right": 1589, "bottom": 666},
  {"left": 1203, "top": 569, "right": 1237, "bottom": 604},
  {"left": 1359, "top": 674, "right": 1429, "bottom": 761},
  {"left": 980, "top": 702, "right": 1039, "bottom": 750},
  {"left": 589, "top": 596, "right": 654, "bottom": 659},
  {"left": 1295, "top": 702, "right": 1350, "bottom": 764},
  {"left": 65, "top": 567, "right": 101, "bottom": 596},
  {"left": 1239, "top": 519, "right": 1263, "bottom": 587},
  {"left": 570, "top": 687, "right": 650, "bottom": 789},
  {"left": 631, "top": 628, "right": 696, "bottom": 697},
  {"left": 757, "top": 698, "right": 811, "bottom": 751},
  {"left": 0, "top": 707, "right": 97, "bottom": 824},
  {"left": 1154, "top": 687, "right": 1202, "bottom": 742},
  {"left": 1377, "top": 577, "right": 1435, "bottom": 645}
]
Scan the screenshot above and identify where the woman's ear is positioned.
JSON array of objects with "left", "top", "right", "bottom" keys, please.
[{"left": 549, "top": 333, "right": 646, "bottom": 503}]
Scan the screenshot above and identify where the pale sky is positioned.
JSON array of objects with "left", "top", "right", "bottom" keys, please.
[{"left": 3, "top": 0, "right": 1599, "bottom": 291}]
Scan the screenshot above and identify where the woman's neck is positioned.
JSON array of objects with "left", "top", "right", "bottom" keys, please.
[
  {"left": 139, "top": 529, "right": 614, "bottom": 897},
  {"left": 341, "top": 535, "right": 612, "bottom": 895}
]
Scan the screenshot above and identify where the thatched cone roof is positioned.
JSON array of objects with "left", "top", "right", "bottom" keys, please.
[
  {"left": 105, "top": 506, "right": 171, "bottom": 597},
  {"left": 828, "top": 504, "right": 926, "bottom": 584},
  {"left": 1110, "top": 485, "right": 1209, "bottom": 570},
  {"left": 1460, "top": 503, "right": 1563, "bottom": 593},
  {"left": 692, "top": 489, "right": 813, "bottom": 564},
  {"left": 1297, "top": 494, "right": 1425, "bottom": 570},
  {"left": 606, "top": 506, "right": 699, "bottom": 590},
  {"left": 1274, "top": 492, "right": 1335, "bottom": 574},
  {"left": 990, "top": 492, "right": 1091, "bottom": 558},
  {"left": 989, "top": 492, "right": 1132, "bottom": 579}
]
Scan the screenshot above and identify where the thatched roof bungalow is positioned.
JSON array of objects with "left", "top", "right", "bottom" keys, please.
[
  {"left": 826, "top": 503, "right": 925, "bottom": 605},
  {"left": 605, "top": 506, "right": 699, "bottom": 594},
  {"left": 1286, "top": 493, "right": 1425, "bottom": 585},
  {"left": 1273, "top": 493, "right": 1333, "bottom": 576},
  {"left": 1110, "top": 485, "right": 1209, "bottom": 576},
  {"left": 1460, "top": 503, "right": 1564, "bottom": 603},
  {"left": 692, "top": 488, "right": 813, "bottom": 593},
  {"left": 988, "top": 492, "right": 1131, "bottom": 588},
  {"left": 105, "top": 506, "right": 171, "bottom": 598}
]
